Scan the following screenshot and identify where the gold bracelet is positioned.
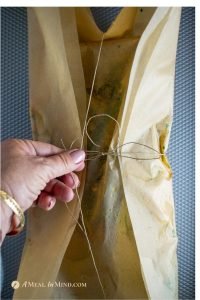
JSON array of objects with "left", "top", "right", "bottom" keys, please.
[{"left": 0, "top": 190, "right": 25, "bottom": 235}]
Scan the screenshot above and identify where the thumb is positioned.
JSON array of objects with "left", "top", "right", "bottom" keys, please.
[{"left": 43, "top": 149, "right": 85, "bottom": 180}]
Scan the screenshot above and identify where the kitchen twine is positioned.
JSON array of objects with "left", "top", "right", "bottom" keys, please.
[{"left": 61, "top": 33, "right": 164, "bottom": 299}]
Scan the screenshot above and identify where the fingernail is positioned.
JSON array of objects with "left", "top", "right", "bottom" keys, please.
[{"left": 69, "top": 150, "right": 85, "bottom": 164}]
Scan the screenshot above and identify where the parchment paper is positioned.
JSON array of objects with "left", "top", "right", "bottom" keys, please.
[{"left": 14, "top": 7, "right": 181, "bottom": 300}]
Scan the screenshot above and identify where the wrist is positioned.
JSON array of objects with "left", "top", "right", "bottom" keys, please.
[
  {"left": 0, "top": 197, "right": 13, "bottom": 239},
  {"left": 0, "top": 189, "right": 25, "bottom": 240},
  {"left": 1, "top": 181, "right": 15, "bottom": 204},
  {"left": 1, "top": 181, "right": 27, "bottom": 212}
]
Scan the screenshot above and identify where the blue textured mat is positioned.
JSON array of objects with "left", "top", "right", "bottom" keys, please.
[
  {"left": 1, "top": 7, "right": 31, "bottom": 300},
  {"left": 1, "top": 7, "right": 195, "bottom": 300},
  {"left": 168, "top": 7, "right": 195, "bottom": 299}
]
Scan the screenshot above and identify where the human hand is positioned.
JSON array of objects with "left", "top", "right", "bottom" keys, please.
[{"left": 0, "top": 139, "right": 85, "bottom": 238}]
